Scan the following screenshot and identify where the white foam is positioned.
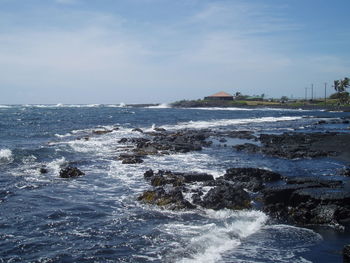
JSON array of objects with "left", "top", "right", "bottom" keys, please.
[
  {"left": 0, "top": 105, "right": 11, "bottom": 108},
  {"left": 160, "top": 116, "right": 304, "bottom": 130},
  {"left": 147, "top": 103, "right": 170, "bottom": 109},
  {"left": 46, "top": 157, "right": 67, "bottom": 175},
  {"left": 0, "top": 148, "right": 14, "bottom": 165},
  {"left": 161, "top": 210, "right": 267, "bottom": 263},
  {"left": 146, "top": 153, "right": 225, "bottom": 179},
  {"left": 22, "top": 104, "right": 104, "bottom": 108},
  {"left": 191, "top": 107, "right": 310, "bottom": 112},
  {"left": 54, "top": 133, "right": 72, "bottom": 138}
]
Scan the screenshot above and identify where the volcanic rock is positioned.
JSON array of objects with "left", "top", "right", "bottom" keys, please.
[
  {"left": 59, "top": 166, "right": 85, "bottom": 178},
  {"left": 222, "top": 167, "right": 282, "bottom": 191},
  {"left": 137, "top": 187, "right": 195, "bottom": 210},
  {"left": 200, "top": 184, "right": 251, "bottom": 210}
]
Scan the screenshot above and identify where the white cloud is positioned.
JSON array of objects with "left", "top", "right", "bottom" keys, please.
[{"left": 0, "top": 0, "right": 348, "bottom": 103}]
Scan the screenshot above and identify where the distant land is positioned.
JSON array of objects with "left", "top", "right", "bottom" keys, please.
[{"left": 165, "top": 90, "right": 350, "bottom": 112}]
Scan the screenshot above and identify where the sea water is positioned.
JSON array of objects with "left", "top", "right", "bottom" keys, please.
[{"left": 0, "top": 104, "right": 349, "bottom": 262}]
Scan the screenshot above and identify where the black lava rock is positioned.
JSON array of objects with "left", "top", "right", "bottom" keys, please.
[
  {"left": 201, "top": 184, "right": 251, "bottom": 210},
  {"left": 59, "top": 167, "right": 85, "bottom": 178}
]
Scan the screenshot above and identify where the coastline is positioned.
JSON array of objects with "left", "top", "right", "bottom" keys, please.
[{"left": 168, "top": 100, "right": 350, "bottom": 112}]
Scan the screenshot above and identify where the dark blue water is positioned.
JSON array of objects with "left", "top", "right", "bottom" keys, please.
[{"left": 0, "top": 104, "right": 349, "bottom": 262}]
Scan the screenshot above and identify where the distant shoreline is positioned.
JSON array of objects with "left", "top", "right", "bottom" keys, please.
[{"left": 166, "top": 100, "right": 350, "bottom": 112}]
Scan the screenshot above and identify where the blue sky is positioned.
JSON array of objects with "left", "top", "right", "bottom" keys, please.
[{"left": 0, "top": 0, "right": 349, "bottom": 104}]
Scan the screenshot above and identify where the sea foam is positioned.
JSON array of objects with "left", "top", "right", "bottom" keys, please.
[
  {"left": 160, "top": 116, "right": 304, "bottom": 130},
  {"left": 162, "top": 210, "right": 268, "bottom": 263},
  {"left": 0, "top": 149, "right": 14, "bottom": 165}
]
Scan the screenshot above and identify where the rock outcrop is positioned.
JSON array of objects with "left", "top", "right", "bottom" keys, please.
[{"left": 59, "top": 167, "right": 85, "bottom": 178}]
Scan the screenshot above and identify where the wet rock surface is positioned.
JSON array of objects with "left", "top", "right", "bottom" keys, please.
[
  {"left": 262, "top": 176, "right": 350, "bottom": 227},
  {"left": 137, "top": 187, "right": 195, "bottom": 210},
  {"left": 344, "top": 244, "right": 350, "bottom": 263},
  {"left": 138, "top": 167, "right": 350, "bottom": 229},
  {"left": 199, "top": 184, "right": 251, "bottom": 210},
  {"left": 234, "top": 132, "right": 350, "bottom": 160},
  {"left": 116, "top": 129, "right": 214, "bottom": 161},
  {"left": 139, "top": 169, "right": 250, "bottom": 210},
  {"left": 59, "top": 166, "right": 85, "bottom": 178},
  {"left": 118, "top": 127, "right": 350, "bottom": 229},
  {"left": 221, "top": 168, "right": 282, "bottom": 191}
]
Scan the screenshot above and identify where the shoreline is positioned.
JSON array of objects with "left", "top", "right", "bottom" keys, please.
[{"left": 168, "top": 100, "right": 350, "bottom": 112}]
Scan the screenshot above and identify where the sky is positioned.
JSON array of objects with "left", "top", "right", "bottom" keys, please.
[{"left": 0, "top": 0, "right": 349, "bottom": 104}]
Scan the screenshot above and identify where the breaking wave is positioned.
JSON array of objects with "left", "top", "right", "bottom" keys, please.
[
  {"left": 160, "top": 116, "right": 304, "bottom": 130},
  {"left": 0, "top": 149, "right": 14, "bottom": 165}
]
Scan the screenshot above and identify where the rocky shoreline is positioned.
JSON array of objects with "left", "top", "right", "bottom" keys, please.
[
  {"left": 68, "top": 120, "right": 350, "bottom": 230},
  {"left": 55, "top": 120, "right": 350, "bottom": 229},
  {"left": 53, "top": 118, "right": 350, "bottom": 259},
  {"left": 169, "top": 100, "right": 350, "bottom": 112}
]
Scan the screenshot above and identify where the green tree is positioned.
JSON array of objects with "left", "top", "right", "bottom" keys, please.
[
  {"left": 334, "top": 77, "right": 350, "bottom": 104},
  {"left": 280, "top": 96, "right": 288, "bottom": 103}
]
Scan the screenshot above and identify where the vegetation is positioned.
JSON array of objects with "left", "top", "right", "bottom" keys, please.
[
  {"left": 333, "top": 77, "right": 350, "bottom": 104},
  {"left": 171, "top": 79, "right": 350, "bottom": 110}
]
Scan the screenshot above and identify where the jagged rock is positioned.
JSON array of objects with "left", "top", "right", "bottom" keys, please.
[
  {"left": 344, "top": 245, "right": 350, "bottom": 263},
  {"left": 59, "top": 167, "right": 84, "bottom": 178},
  {"left": 290, "top": 187, "right": 350, "bottom": 206},
  {"left": 145, "top": 170, "right": 214, "bottom": 187},
  {"left": 118, "top": 153, "right": 144, "bottom": 164},
  {"left": 235, "top": 132, "right": 341, "bottom": 159},
  {"left": 122, "top": 157, "right": 144, "bottom": 164},
  {"left": 92, "top": 127, "right": 119, "bottom": 135},
  {"left": 263, "top": 181, "right": 350, "bottom": 226},
  {"left": 285, "top": 176, "right": 343, "bottom": 188},
  {"left": 234, "top": 143, "right": 260, "bottom": 153},
  {"left": 150, "top": 175, "right": 168, "bottom": 187},
  {"left": 132, "top": 128, "right": 143, "bottom": 133},
  {"left": 183, "top": 173, "right": 214, "bottom": 183},
  {"left": 138, "top": 187, "right": 195, "bottom": 210},
  {"left": 144, "top": 169, "right": 154, "bottom": 179},
  {"left": 118, "top": 138, "right": 128, "bottom": 143},
  {"left": 225, "top": 168, "right": 281, "bottom": 182},
  {"left": 39, "top": 167, "right": 48, "bottom": 174},
  {"left": 340, "top": 168, "right": 350, "bottom": 177},
  {"left": 200, "top": 184, "right": 251, "bottom": 210},
  {"left": 263, "top": 183, "right": 320, "bottom": 206},
  {"left": 154, "top": 127, "right": 166, "bottom": 132},
  {"left": 151, "top": 174, "right": 184, "bottom": 187},
  {"left": 223, "top": 168, "right": 282, "bottom": 191}
]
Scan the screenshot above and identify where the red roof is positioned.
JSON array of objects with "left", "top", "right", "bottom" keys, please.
[{"left": 207, "top": 91, "right": 233, "bottom": 97}]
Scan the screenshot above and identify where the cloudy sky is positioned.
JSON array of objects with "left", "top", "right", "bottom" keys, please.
[{"left": 0, "top": 0, "right": 349, "bottom": 104}]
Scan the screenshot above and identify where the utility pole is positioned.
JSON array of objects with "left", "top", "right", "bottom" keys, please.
[
  {"left": 311, "top": 84, "right": 314, "bottom": 101},
  {"left": 324, "top": 82, "right": 327, "bottom": 105},
  {"left": 305, "top": 87, "right": 308, "bottom": 101}
]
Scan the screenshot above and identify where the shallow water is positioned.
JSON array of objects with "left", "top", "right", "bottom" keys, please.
[{"left": 0, "top": 105, "right": 349, "bottom": 262}]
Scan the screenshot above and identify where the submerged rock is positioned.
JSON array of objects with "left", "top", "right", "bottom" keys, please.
[{"left": 59, "top": 167, "right": 84, "bottom": 178}]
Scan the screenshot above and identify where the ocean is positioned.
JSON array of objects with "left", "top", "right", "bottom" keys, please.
[{"left": 0, "top": 104, "right": 349, "bottom": 263}]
